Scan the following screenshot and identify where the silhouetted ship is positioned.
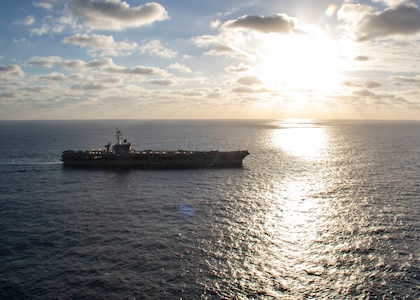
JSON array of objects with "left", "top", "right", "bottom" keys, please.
[{"left": 62, "top": 130, "right": 249, "bottom": 169}]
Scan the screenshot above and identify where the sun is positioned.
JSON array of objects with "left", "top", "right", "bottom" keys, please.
[{"left": 256, "top": 31, "right": 344, "bottom": 95}]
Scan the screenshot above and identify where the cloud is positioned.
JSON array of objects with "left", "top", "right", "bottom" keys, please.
[
  {"left": 343, "top": 80, "right": 362, "bottom": 87},
  {"left": 0, "top": 91, "right": 17, "bottom": 98},
  {"left": 204, "top": 45, "right": 251, "bottom": 60},
  {"left": 354, "top": 55, "right": 370, "bottom": 61},
  {"left": 30, "top": 25, "right": 50, "bottom": 36},
  {"left": 30, "top": 22, "right": 66, "bottom": 36},
  {"left": 222, "top": 14, "right": 301, "bottom": 34},
  {"left": 192, "top": 34, "right": 252, "bottom": 58},
  {"left": 232, "top": 86, "right": 256, "bottom": 93},
  {"left": 344, "top": 80, "right": 382, "bottom": 90},
  {"left": 26, "top": 56, "right": 63, "bottom": 68},
  {"left": 23, "top": 15, "right": 36, "bottom": 26},
  {"left": 205, "top": 45, "right": 237, "bottom": 56},
  {"left": 353, "top": 89, "right": 376, "bottom": 97},
  {"left": 390, "top": 74, "right": 420, "bottom": 85},
  {"left": 168, "top": 63, "right": 191, "bottom": 73},
  {"left": 71, "top": 82, "right": 109, "bottom": 90},
  {"left": 365, "top": 80, "right": 382, "bottom": 88},
  {"left": 230, "top": 86, "right": 269, "bottom": 94},
  {"left": 373, "top": 0, "right": 412, "bottom": 8},
  {"left": 62, "top": 59, "right": 112, "bottom": 70},
  {"left": 191, "top": 35, "right": 219, "bottom": 47},
  {"left": 147, "top": 79, "right": 176, "bottom": 86},
  {"left": 139, "top": 40, "right": 177, "bottom": 58},
  {"left": 63, "top": 59, "right": 90, "bottom": 70},
  {"left": 86, "top": 58, "right": 114, "bottom": 68},
  {"left": 193, "top": 13, "right": 308, "bottom": 61},
  {"left": 107, "top": 61, "right": 168, "bottom": 76},
  {"left": 14, "top": 38, "right": 29, "bottom": 45},
  {"left": 34, "top": 1, "right": 55, "bottom": 10},
  {"left": 348, "top": 88, "right": 415, "bottom": 110},
  {"left": 225, "top": 63, "right": 251, "bottom": 73},
  {"left": 69, "top": 0, "right": 168, "bottom": 30},
  {"left": 340, "top": 2, "right": 420, "bottom": 41},
  {"left": 25, "top": 56, "right": 167, "bottom": 76},
  {"left": 0, "top": 65, "right": 24, "bottom": 78},
  {"left": 62, "top": 34, "right": 138, "bottom": 56},
  {"left": 237, "top": 75, "right": 262, "bottom": 86},
  {"left": 39, "top": 72, "right": 67, "bottom": 81}
]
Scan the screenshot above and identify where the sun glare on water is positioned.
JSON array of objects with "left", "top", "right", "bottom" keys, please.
[{"left": 271, "top": 120, "right": 329, "bottom": 160}]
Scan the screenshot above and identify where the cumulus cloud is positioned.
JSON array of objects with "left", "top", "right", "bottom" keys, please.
[
  {"left": 0, "top": 65, "right": 24, "bottom": 77},
  {"left": 26, "top": 56, "right": 112, "bottom": 70},
  {"left": 14, "top": 38, "right": 29, "bottom": 45},
  {"left": 225, "top": 63, "right": 251, "bottom": 73},
  {"left": 390, "top": 74, "right": 420, "bottom": 84},
  {"left": 86, "top": 58, "right": 114, "bottom": 68},
  {"left": 344, "top": 80, "right": 383, "bottom": 90},
  {"left": 373, "top": 0, "right": 412, "bottom": 7},
  {"left": 193, "top": 13, "right": 307, "bottom": 61},
  {"left": 343, "top": 80, "right": 362, "bottom": 87},
  {"left": 139, "top": 40, "right": 177, "bottom": 58},
  {"left": 34, "top": 1, "right": 55, "bottom": 10},
  {"left": 99, "top": 58, "right": 168, "bottom": 76},
  {"left": 237, "top": 75, "right": 262, "bottom": 86},
  {"left": 191, "top": 35, "right": 219, "bottom": 47},
  {"left": 39, "top": 72, "right": 67, "bottom": 81},
  {"left": 168, "top": 63, "right": 191, "bottom": 73},
  {"left": 26, "top": 56, "right": 63, "bottom": 68},
  {"left": 30, "top": 22, "right": 66, "bottom": 36},
  {"left": 340, "top": 2, "right": 420, "bottom": 41},
  {"left": 147, "top": 79, "right": 176, "bottom": 86},
  {"left": 69, "top": 0, "right": 168, "bottom": 30},
  {"left": 205, "top": 45, "right": 237, "bottom": 56},
  {"left": 232, "top": 86, "right": 256, "bottom": 93},
  {"left": 25, "top": 56, "right": 167, "bottom": 76},
  {"left": 30, "top": 26, "right": 50, "bottom": 36},
  {"left": 108, "top": 65, "right": 166, "bottom": 76},
  {"left": 358, "top": 3, "right": 420, "bottom": 41},
  {"left": 63, "top": 59, "right": 90, "bottom": 70},
  {"left": 222, "top": 14, "right": 302, "bottom": 34},
  {"left": 23, "top": 15, "right": 36, "bottom": 26},
  {"left": 62, "top": 34, "right": 138, "bottom": 56},
  {"left": 365, "top": 80, "right": 382, "bottom": 88},
  {"left": 204, "top": 45, "right": 251, "bottom": 60},
  {"left": 71, "top": 82, "right": 109, "bottom": 90},
  {"left": 354, "top": 55, "right": 370, "bottom": 61},
  {"left": 353, "top": 89, "right": 378, "bottom": 98},
  {"left": 349, "top": 88, "right": 410, "bottom": 108}
]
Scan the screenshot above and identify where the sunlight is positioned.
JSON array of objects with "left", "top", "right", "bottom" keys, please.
[
  {"left": 256, "top": 32, "right": 344, "bottom": 95},
  {"left": 271, "top": 120, "right": 329, "bottom": 160},
  {"left": 263, "top": 176, "right": 327, "bottom": 282}
]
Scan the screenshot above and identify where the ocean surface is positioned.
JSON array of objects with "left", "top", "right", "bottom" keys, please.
[{"left": 0, "top": 119, "right": 419, "bottom": 299}]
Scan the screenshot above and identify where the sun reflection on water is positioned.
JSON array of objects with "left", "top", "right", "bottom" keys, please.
[
  {"left": 261, "top": 176, "right": 330, "bottom": 295},
  {"left": 261, "top": 120, "right": 333, "bottom": 294},
  {"left": 271, "top": 120, "right": 329, "bottom": 160}
]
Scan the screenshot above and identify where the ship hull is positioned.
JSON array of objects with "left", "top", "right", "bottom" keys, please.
[{"left": 62, "top": 150, "right": 249, "bottom": 169}]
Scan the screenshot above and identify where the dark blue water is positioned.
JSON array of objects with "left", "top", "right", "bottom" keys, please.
[{"left": 1, "top": 120, "right": 419, "bottom": 299}]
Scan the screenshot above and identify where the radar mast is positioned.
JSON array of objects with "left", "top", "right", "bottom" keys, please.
[{"left": 116, "top": 129, "right": 122, "bottom": 145}]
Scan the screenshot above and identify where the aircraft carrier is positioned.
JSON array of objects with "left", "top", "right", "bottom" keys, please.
[{"left": 62, "top": 130, "right": 249, "bottom": 169}]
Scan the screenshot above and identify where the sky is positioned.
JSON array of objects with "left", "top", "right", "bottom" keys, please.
[{"left": 0, "top": 0, "right": 419, "bottom": 120}]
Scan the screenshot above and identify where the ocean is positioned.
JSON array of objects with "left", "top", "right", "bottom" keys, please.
[{"left": 0, "top": 119, "right": 419, "bottom": 299}]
